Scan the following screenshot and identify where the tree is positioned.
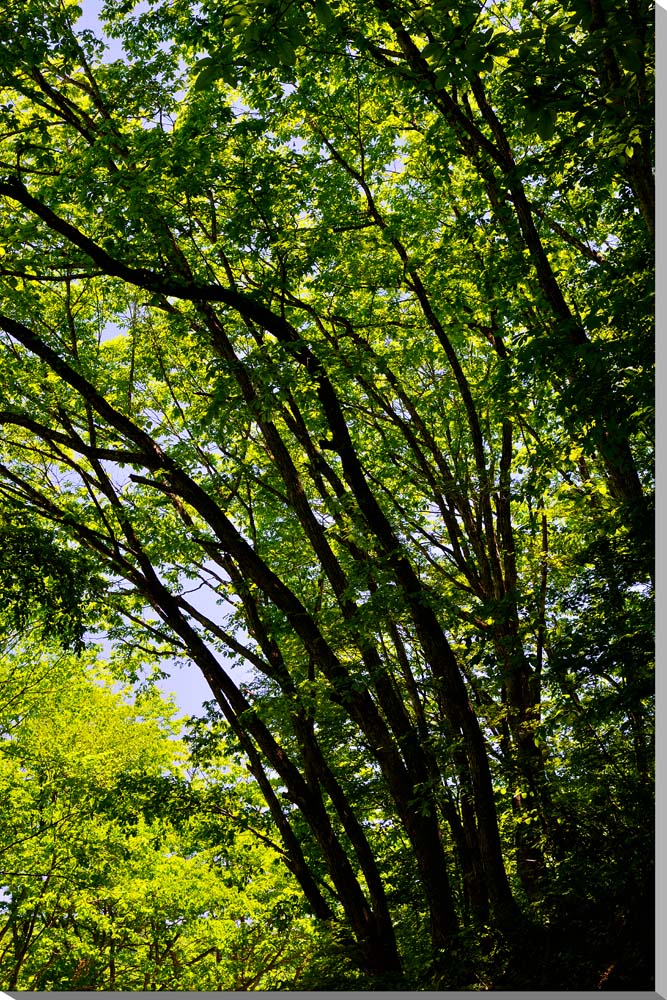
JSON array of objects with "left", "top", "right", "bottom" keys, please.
[
  {"left": 0, "top": 0, "right": 653, "bottom": 987},
  {"left": 0, "top": 640, "right": 318, "bottom": 990}
]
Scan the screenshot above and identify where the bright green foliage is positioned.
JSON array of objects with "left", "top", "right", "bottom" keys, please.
[
  {"left": 0, "top": 644, "right": 317, "bottom": 990},
  {"left": 0, "top": 0, "right": 653, "bottom": 989}
]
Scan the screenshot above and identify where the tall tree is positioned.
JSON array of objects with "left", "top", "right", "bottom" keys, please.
[{"left": 0, "top": 0, "right": 653, "bottom": 987}]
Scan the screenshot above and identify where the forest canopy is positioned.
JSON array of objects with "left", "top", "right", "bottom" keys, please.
[{"left": 0, "top": 0, "right": 654, "bottom": 989}]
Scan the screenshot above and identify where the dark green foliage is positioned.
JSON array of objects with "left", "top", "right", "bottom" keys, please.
[{"left": 0, "top": 516, "right": 102, "bottom": 650}]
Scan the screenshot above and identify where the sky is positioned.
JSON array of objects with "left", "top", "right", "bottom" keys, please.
[
  {"left": 156, "top": 658, "right": 216, "bottom": 720},
  {"left": 152, "top": 588, "right": 253, "bottom": 721},
  {"left": 75, "top": 1, "right": 127, "bottom": 60}
]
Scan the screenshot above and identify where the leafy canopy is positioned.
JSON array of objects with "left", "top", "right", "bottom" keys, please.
[{"left": 0, "top": 0, "right": 653, "bottom": 988}]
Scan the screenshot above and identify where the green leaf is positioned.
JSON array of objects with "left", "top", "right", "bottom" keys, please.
[
  {"left": 274, "top": 33, "right": 297, "bottom": 66},
  {"left": 194, "top": 62, "right": 226, "bottom": 91},
  {"left": 313, "top": 0, "right": 336, "bottom": 27},
  {"left": 535, "top": 108, "right": 557, "bottom": 141},
  {"left": 617, "top": 45, "right": 643, "bottom": 75}
]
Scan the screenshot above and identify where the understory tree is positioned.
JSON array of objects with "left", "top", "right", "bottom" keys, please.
[
  {"left": 0, "top": 0, "right": 653, "bottom": 988},
  {"left": 0, "top": 640, "right": 319, "bottom": 990}
]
